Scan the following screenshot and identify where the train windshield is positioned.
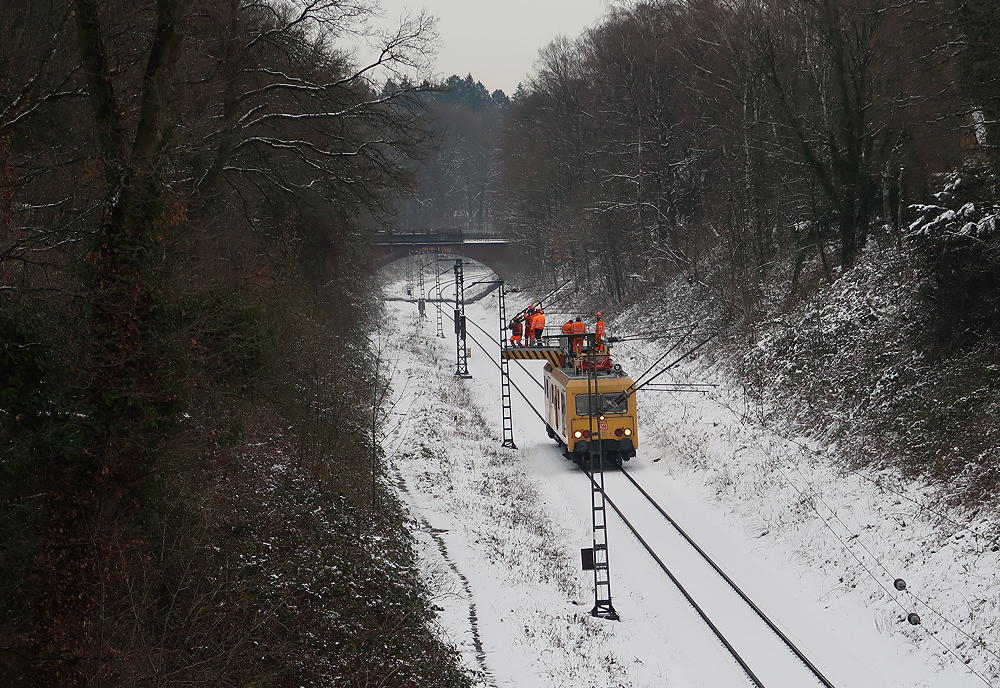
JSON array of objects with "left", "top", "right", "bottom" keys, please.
[{"left": 575, "top": 393, "right": 628, "bottom": 416}]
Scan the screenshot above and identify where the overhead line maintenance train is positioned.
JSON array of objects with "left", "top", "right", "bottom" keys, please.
[
  {"left": 543, "top": 360, "right": 637, "bottom": 465},
  {"left": 503, "top": 313, "right": 638, "bottom": 466}
]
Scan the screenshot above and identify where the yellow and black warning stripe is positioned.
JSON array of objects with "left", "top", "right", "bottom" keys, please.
[{"left": 502, "top": 348, "right": 565, "bottom": 367}]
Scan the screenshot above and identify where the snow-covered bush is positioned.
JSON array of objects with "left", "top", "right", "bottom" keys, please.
[
  {"left": 908, "top": 170, "right": 1000, "bottom": 352},
  {"left": 746, "top": 241, "right": 1000, "bottom": 506}
]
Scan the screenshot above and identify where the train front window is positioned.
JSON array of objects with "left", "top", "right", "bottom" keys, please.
[{"left": 575, "top": 393, "right": 628, "bottom": 416}]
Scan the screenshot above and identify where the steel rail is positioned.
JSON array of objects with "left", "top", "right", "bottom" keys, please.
[
  {"left": 429, "top": 299, "right": 764, "bottom": 686},
  {"left": 419, "top": 294, "right": 833, "bottom": 688},
  {"left": 581, "top": 466, "right": 766, "bottom": 687},
  {"left": 618, "top": 467, "right": 837, "bottom": 687}
]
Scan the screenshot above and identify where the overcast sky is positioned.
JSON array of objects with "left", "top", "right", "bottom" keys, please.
[{"left": 355, "top": 1, "right": 611, "bottom": 94}]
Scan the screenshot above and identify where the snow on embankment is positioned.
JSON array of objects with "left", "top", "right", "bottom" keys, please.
[
  {"left": 608, "top": 256, "right": 1000, "bottom": 686},
  {"left": 382, "top": 302, "right": 630, "bottom": 688},
  {"left": 748, "top": 247, "right": 999, "bottom": 505}
]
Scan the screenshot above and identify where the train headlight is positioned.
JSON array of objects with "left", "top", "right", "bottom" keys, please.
[
  {"left": 623, "top": 428, "right": 633, "bottom": 437},
  {"left": 599, "top": 415, "right": 606, "bottom": 421},
  {"left": 574, "top": 430, "right": 583, "bottom": 439}
]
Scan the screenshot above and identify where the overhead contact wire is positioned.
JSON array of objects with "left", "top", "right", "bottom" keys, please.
[
  {"left": 430, "top": 277, "right": 993, "bottom": 686},
  {"left": 425, "top": 288, "right": 835, "bottom": 688},
  {"left": 431, "top": 297, "right": 768, "bottom": 686},
  {"left": 430, "top": 297, "right": 546, "bottom": 422},
  {"left": 432, "top": 298, "right": 770, "bottom": 687}
]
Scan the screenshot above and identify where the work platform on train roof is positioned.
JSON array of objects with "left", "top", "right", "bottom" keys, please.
[{"left": 501, "top": 347, "right": 566, "bottom": 367}]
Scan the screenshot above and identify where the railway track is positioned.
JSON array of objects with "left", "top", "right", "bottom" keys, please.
[
  {"left": 422, "top": 290, "right": 840, "bottom": 688},
  {"left": 595, "top": 466, "right": 836, "bottom": 688},
  {"left": 616, "top": 467, "right": 835, "bottom": 686}
]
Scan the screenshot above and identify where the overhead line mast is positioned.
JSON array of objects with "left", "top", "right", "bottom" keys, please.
[
  {"left": 418, "top": 256, "right": 426, "bottom": 317},
  {"left": 453, "top": 259, "right": 471, "bottom": 379},
  {"left": 585, "top": 332, "right": 620, "bottom": 621},
  {"left": 499, "top": 304, "right": 621, "bottom": 621},
  {"left": 462, "top": 274, "right": 517, "bottom": 449},
  {"left": 405, "top": 252, "right": 413, "bottom": 295},
  {"left": 432, "top": 228, "right": 443, "bottom": 335},
  {"left": 435, "top": 254, "right": 445, "bottom": 337},
  {"left": 498, "top": 282, "right": 516, "bottom": 449}
]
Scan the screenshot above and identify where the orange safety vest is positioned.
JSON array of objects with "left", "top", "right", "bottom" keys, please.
[
  {"left": 571, "top": 320, "right": 585, "bottom": 335},
  {"left": 532, "top": 312, "right": 546, "bottom": 330},
  {"left": 595, "top": 320, "right": 605, "bottom": 339},
  {"left": 561, "top": 321, "right": 573, "bottom": 335},
  {"left": 511, "top": 320, "right": 523, "bottom": 335}
]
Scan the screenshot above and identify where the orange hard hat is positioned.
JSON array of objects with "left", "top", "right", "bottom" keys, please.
[{"left": 596, "top": 311, "right": 603, "bottom": 316}]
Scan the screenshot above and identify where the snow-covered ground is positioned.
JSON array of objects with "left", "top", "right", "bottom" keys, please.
[
  {"left": 610, "top": 319, "right": 1000, "bottom": 688},
  {"left": 381, "top": 277, "right": 998, "bottom": 688}
]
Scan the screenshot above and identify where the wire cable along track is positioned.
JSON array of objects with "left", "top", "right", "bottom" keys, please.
[{"left": 421, "top": 290, "right": 837, "bottom": 688}]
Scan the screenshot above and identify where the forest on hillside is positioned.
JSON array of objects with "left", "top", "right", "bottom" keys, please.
[
  {"left": 1, "top": 2, "right": 470, "bottom": 686},
  {"left": 413, "top": 3, "right": 999, "bottom": 332},
  {"left": 406, "top": 2, "right": 999, "bottom": 503},
  {"left": 404, "top": 0, "right": 1000, "bottom": 504},
  {"left": 493, "top": 1, "right": 998, "bottom": 305},
  {"left": 3, "top": 0, "right": 1000, "bottom": 685},
  {"left": 389, "top": 74, "right": 510, "bottom": 235},
  {"left": 487, "top": 0, "right": 1000, "bottom": 504}
]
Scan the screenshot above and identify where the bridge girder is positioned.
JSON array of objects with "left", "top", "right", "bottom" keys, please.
[{"left": 372, "top": 241, "right": 522, "bottom": 281}]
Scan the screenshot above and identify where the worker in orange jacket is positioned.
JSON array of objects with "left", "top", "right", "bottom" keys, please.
[
  {"left": 561, "top": 320, "right": 574, "bottom": 354},
  {"left": 509, "top": 317, "right": 524, "bottom": 346},
  {"left": 594, "top": 312, "right": 606, "bottom": 352},
  {"left": 523, "top": 307, "right": 536, "bottom": 345},
  {"left": 530, "top": 308, "right": 546, "bottom": 346},
  {"left": 571, "top": 317, "right": 586, "bottom": 354}
]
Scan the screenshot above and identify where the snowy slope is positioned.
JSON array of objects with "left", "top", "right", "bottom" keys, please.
[
  {"left": 611, "top": 328, "right": 1000, "bottom": 688},
  {"left": 382, "top": 280, "right": 997, "bottom": 688}
]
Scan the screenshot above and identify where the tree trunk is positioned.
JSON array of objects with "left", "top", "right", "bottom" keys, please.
[{"left": 32, "top": 2, "right": 185, "bottom": 682}]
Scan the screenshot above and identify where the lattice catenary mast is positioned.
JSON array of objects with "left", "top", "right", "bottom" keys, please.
[
  {"left": 586, "top": 334, "right": 619, "bottom": 620},
  {"left": 497, "top": 283, "right": 516, "bottom": 448},
  {"left": 453, "top": 260, "right": 471, "bottom": 378}
]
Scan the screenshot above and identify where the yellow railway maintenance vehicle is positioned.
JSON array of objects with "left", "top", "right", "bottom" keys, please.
[
  {"left": 503, "top": 331, "right": 638, "bottom": 465},
  {"left": 543, "top": 358, "right": 637, "bottom": 465}
]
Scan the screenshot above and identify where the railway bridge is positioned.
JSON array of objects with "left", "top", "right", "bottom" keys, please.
[{"left": 373, "top": 231, "right": 523, "bottom": 279}]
